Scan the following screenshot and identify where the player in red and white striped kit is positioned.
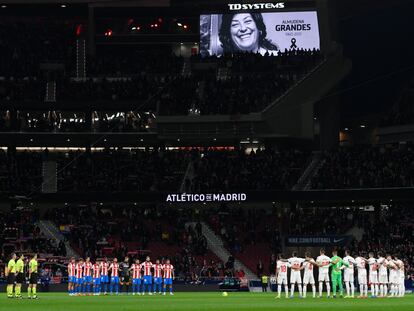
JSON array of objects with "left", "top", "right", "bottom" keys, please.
[
  {"left": 162, "top": 259, "right": 174, "bottom": 295},
  {"left": 92, "top": 261, "right": 101, "bottom": 296},
  {"left": 109, "top": 258, "right": 120, "bottom": 295},
  {"left": 83, "top": 257, "right": 93, "bottom": 295},
  {"left": 141, "top": 256, "right": 153, "bottom": 295},
  {"left": 100, "top": 258, "right": 109, "bottom": 295},
  {"left": 130, "top": 259, "right": 142, "bottom": 295},
  {"left": 75, "top": 258, "right": 84, "bottom": 295},
  {"left": 68, "top": 257, "right": 76, "bottom": 296},
  {"left": 153, "top": 259, "right": 163, "bottom": 294}
]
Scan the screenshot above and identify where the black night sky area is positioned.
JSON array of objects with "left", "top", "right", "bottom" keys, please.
[{"left": 338, "top": 1, "right": 414, "bottom": 120}]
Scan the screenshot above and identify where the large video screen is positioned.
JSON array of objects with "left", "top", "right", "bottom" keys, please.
[{"left": 200, "top": 11, "right": 320, "bottom": 56}]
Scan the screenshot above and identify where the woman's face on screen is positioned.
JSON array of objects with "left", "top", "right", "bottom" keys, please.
[{"left": 230, "top": 13, "right": 259, "bottom": 51}]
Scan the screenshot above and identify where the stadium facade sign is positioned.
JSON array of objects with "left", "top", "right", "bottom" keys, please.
[
  {"left": 285, "top": 235, "right": 351, "bottom": 246},
  {"left": 165, "top": 193, "right": 247, "bottom": 203},
  {"left": 227, "top": 2, "right": 285, "bottom": 11}
]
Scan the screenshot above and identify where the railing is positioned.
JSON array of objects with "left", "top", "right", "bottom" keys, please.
[{"left": 158, "top": 122, "right": 263, "bottom": 137}]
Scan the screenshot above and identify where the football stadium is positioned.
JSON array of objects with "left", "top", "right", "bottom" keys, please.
[{"left": 0, "top": 0, "right": 413, "bottom": 310}]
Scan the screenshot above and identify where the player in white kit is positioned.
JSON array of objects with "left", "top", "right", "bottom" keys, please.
[
  {"left": 367, "top": 252, "right": 379, "bottom": 298},
  {"left": 288, "top": 251, "right": 305, "bottom": 298},
  {"left": 342, "top": 250, "right": 356, "bottom": 298},
  {"left": 394, "top": 255, "right": 405, "bottom": 297},
  {"left": 386, "top": 254, "right": 398, "bottom": 297},
  {"left": 355, "top": 253, "right": 368, "bottom": 298},
  {"left": 275, "top": 254, "right": 290, "bottom": 299},
  {"left": 316, "top": 249, "right": 331, "bottom": 298},
  {"left": 376, "top": 252, "right": 389, "bottom": 297},
  {"left": 302, "top": 252, "right": 317, "bottom": 298}
]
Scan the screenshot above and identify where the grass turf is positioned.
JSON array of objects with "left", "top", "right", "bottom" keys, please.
[{"left": 0, "top": 292, "right": 413, "bottom": 311}]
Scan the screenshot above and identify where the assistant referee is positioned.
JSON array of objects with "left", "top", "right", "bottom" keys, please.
[
  {"left": 5, "top": 253, "right": 17, "bottom": 298},
  {"left": 28, "top": 254, "right": 39, "bottom": 299},
  {"left": 15, "top": 254, "right": 25, "bottom": 299}
]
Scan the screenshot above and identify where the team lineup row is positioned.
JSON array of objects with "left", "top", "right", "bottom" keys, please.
[
  {"left": 4, "top": 250, "right": 407, "bottom": 300},
  {"left": 273, "top": 249, "right": 406, "bottom": 299},
  {"left": 67, "top": 256, "right": 175, "bottom": 296},
  {"left": 5, "top": 253, "right": 39, "bottom": 299}
]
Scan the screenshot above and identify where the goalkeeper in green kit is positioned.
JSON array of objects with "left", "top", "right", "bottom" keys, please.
[{"left": 330, "top": 250, "right": 349, "bottom": 298}]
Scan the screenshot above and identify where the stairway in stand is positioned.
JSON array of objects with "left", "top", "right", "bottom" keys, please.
[{"left": 187, "top": 222, "right": 256, "bottom": 279}]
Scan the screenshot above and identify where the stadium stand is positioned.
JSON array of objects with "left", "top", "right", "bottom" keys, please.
[
  {"left": 45, "top": 203, "right": 231, "bottom": 280},
  {"left": 311, "top": 145, "right": 414, "bottom": 189},
  {"left": 380, "top": 77, "right": 414, "bottom": 127},
  {"left": 56, "top": 149, "right": 191, "bottom": 192},
  {"left": 0, "top": 1, "right": 413, "bottom": 302},
  {"left": 0, "top": 149, "right": 43, "bottom": 194},
  {"left": 0, "top": 19, "right": 77, "bottom": 76},
  {"left": 187, "top": 148, "right": 310, "bottom": 192},
  {"left": 1, "top": 50, "right": 323, "bottom": 117},
  {"left": 0, "top": 206, "right": 66, "bottom": 271}
]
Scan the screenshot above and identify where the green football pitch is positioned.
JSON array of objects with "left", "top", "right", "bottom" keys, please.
[{"left": 0, "top": 292, "right": 413, "bottom": 311}]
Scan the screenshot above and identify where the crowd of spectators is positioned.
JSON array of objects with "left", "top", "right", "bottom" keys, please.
[
  {"left": 2, "top": 202, "right": 413, "bottom": 281},
  {"left": 0, "top": 20, "right": 76, "bottom": 77},
  {"left": 0, "top": 111, "right": 154, "bottom": 133},
  {"left": 0, "top": 204, "right": 66, "bottom": 277},
  {"left": 185, "top": 148, "right": 310, "bottom": 192},
  {"left": 56, "top": 76, "right": 169, "bottom": 103},
  {"left": 0, "top": 147, "right": 312, "bottom": 195},
  {"left": 58, "top": 50, "right": 323, "bottom": 116},
  {"left": 0, "top": 149, "right": 43, "bottom": 194},
  {"left": 45, "top": 203, "right": 230, "bottom": 280},
  {"left": 0, "top": 78, "right": 43, "bottom": 102},
  {"left": 161, "top": 49, "right": 324, "bottom": 115},
  {"left": 56, "top": 148, "right": 190, "bottom": 192},
  {"left": 348, "top": 205, "right": 414, "bottom": 277},
  {"left": 3, "top": 145, "right": 414, "bottom": 196},
  {"left": 248, "top": 205, "right": 414, "bottom": 278},
  {"left": 89, "top": 49, "right": 183, "bottom": 76},
  {"left": 91, "top": 111, "right": 154, "bottom": 132},
  {"left": 287, "top": 205, "right": 414, "bottom": 277},
  {"left": 287, "top": 206, "right": 360, "bottom": 236},
  {"left": 311, "top": 145, "right": 414, "bottom": 189},
  {"left": 380, "top": 77, "right": 414, "bottom": 127},
  {"left": 206, "top": 205, "right": 282, "bottom": 257},
  {"left": 207, "top": 48, "right": 322, "bottom": 74},
  {"left": 1, "top": 47, "right": 324, "bottom": 118}
]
